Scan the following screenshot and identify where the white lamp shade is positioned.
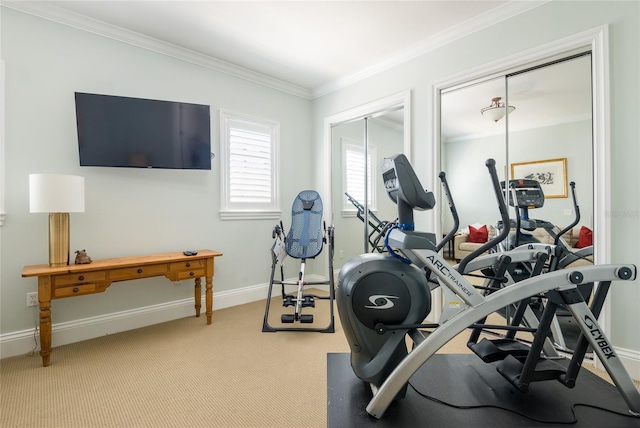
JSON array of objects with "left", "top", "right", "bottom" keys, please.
[{"left": 29, "top": 174, "right": 85, "bottom": 213}]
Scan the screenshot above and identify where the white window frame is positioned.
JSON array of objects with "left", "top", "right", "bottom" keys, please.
[
  {"left": 220, "top": 110, "right": 280, "bottom": 220},
  {"left": 342, "top": 138, "right": 377, "bottom": 216}
]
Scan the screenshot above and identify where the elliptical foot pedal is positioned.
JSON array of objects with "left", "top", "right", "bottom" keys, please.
[
  {"left": 468, "top": 338, "right": 531, "bottom": 363},
  {"left": 281, "top": 314, "right": 295, "bottom": 323},
  {"left": 497, "top": 354, "right": 568, "bottom": 392},
  {"left": 300, "top": 314, "right": 314, "bottom": 323}
]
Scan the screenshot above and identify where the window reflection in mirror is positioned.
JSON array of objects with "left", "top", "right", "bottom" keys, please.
[{"left": 331, "top": 110, "right": 404, "bottom": 268}]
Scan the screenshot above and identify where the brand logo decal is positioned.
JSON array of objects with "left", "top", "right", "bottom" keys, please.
[
  {"left": 584, "top": 314, "right": 616, "bottom": 360},
  {"left": 425, "top": 255, "right": 472, "bottom": 297},
  {"left": 365, "top": 295, "right": 399, "bottom": 309}
]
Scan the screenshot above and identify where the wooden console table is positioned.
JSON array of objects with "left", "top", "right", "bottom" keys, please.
[{"left": 22, "top": 249, "right": 223, "bottom": 366}]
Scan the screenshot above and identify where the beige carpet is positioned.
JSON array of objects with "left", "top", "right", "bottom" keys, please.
[
  {"left": 1, "top": 298, "right": 353, "bottom": 428},
  {"left": 1, "top": 296, "right": 635, "bottom": 428}
]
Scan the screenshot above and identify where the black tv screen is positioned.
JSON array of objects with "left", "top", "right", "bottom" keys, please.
[{"left": 75, "top": 92, "right": 211, "bottom": 170}]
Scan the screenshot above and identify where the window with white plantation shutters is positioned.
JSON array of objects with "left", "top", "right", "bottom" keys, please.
[
  {"left": 220, "top": 111, "right": 280, "bottom": 219},
  {"left": 342, "top": 139, "right": 376, "bottom": 214}
]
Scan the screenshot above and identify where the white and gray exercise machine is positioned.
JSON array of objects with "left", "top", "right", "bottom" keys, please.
[
  {"left": 262, "top": 190, "right": 335, "bottom": 333},
  {"left": 336, "top": 154, "right": 639, "bottom": 420},
  {"left": 496, "top": 178, "right": 593, "bottom": 267},
  {"left": 481, "top": 179, "right": 594, "bottom": 353}
]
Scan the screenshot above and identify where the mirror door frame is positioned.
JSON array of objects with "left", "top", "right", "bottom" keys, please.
[
  {"left": 431, "top": 25, "right": 611, "bottom": 332},
  {"left": 323, "top": 90, "right": 411, "bottom": 227}
]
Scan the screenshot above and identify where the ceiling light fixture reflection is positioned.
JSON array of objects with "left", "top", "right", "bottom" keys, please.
[{"left": 480, "top": 97, "right": 515, "bottom": 122}]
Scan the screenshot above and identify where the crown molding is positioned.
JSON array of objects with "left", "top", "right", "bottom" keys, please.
[
  {"left": 312, "top": 1, "right": 549, "bottom": 98},
  {"left": 2, "top": 1, "right": 548, "bottom": 100},
  {"left": 1, "top": 1, "right": 313, "bottom": 99}
]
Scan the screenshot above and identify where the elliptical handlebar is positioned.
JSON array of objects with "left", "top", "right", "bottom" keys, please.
[
  {"left": 509, "top": 183, "right": 523, "bottom": 247},
  {"left": 458, "top": 159, "right": 511, "bottom": 274},
  {"left": 554, "top": 181, "right": 580, "bottom": 246},
  {"left": 436, "top": 171, "right": 459, "bottom": 253}
]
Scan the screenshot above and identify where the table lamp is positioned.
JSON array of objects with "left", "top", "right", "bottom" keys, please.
[{"left": 29, "top": 174, "right": 85, "bottom": 267}]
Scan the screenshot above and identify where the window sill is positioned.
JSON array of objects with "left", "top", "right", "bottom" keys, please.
[{"left": 220, "top": 210, "right": 281, "bottom": 220}]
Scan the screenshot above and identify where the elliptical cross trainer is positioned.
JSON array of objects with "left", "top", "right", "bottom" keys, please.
[{"left": 336, "top": 154, "right": 639, "bottom": 420}]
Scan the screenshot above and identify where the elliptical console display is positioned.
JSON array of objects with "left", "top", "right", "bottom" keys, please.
[{"left": 504, "top": 179, "right": 545, "bottom": 210}]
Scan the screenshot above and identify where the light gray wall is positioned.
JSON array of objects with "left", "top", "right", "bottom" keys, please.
[
  {"left": 442, "top": 133, "right": 507, "bottom": 231},
  {"left": 313, "top": 1, "right": 639, "bottom": 361},
  {"left": 1, "top": 9, "right": 313, "bottom": 333}
]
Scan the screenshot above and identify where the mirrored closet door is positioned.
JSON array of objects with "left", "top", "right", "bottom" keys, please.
[
  {"left": 331, "top": 107, "right": 406, "bottom": 268},
  {"left": 440, "top": 53, "right": 593, "bottom": 258}
]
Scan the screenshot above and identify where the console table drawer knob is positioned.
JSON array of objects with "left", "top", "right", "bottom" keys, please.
[
  {"left": 54, "top": 283, "right": 97, "bottom": 298},
  {"left": 186, "top": 263, "right": 191, "bottom": 268},
  {"left": 137, "top": 269, "right": 143, "bottom": 274},
  {"left": 190, "top": 272, "right": 194, "bottom": 276},
  {"left": 52, "top": 271, "right": 106, "bottom": 286}
]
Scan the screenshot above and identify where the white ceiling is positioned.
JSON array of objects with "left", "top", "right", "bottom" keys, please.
[
  {"left": 5, "top": 0, "right": 590, "bottom": 138},
  {"left": 6, "top": 0, "right": 545, "bottom": 97}
]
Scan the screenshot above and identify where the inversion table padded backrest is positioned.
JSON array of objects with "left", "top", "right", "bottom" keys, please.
[{"left": 286, "top": 190, "right": 323, "bottom": 259}]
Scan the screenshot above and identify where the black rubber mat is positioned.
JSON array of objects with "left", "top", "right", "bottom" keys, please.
[{"left": 327, "top": 353, "right": 640, "bottom": 427}]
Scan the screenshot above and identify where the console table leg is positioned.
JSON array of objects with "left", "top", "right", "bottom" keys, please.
[
  {"left": 40, "top": 306, "right": 52, "bottom": 367},
  {"left": 38, "top": 277, "right": 52, "bottom": 367},
  {"left": 206, "top": 276, "right": 213, "bottom": 325},
  {"left": 194, "top": 277, "right": 202, "bottom": 317}
]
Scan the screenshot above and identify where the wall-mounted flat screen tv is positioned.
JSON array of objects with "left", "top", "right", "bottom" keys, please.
[{"left": 75, "top": 92, "right": 211, "bottom": 170}]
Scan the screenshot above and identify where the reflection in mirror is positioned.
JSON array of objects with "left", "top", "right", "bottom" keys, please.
[
  {"left": 441, "top": 76, "right": 508, "bottom": 246},
  {"left": 441, "top": 54, "right": 593, "bottom": 264},
  {"left": 331, "top": 109, "right": 404, "bottom": 269},
  {"left": 507, "top": 55, "right": 593, "bottom": 233}
]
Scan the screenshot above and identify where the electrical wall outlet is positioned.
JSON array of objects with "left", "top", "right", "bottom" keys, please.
[{"left": 27, "top": 292, "right": 38, "bottom": 307}]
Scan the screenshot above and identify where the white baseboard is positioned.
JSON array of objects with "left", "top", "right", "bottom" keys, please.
[
  {"left": 601, "top": 346, "right": 640, "bottom": 382},
  {"left": 0, "top": 275, "right": 328, "bottom": 360},
  {"left": 4, "top": 276, "right": 637, "bottom": 383}
]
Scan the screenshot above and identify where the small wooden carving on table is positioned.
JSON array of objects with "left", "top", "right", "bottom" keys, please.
[{"left": 74, "top": 250, "right": 93, "bottom": 264}]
